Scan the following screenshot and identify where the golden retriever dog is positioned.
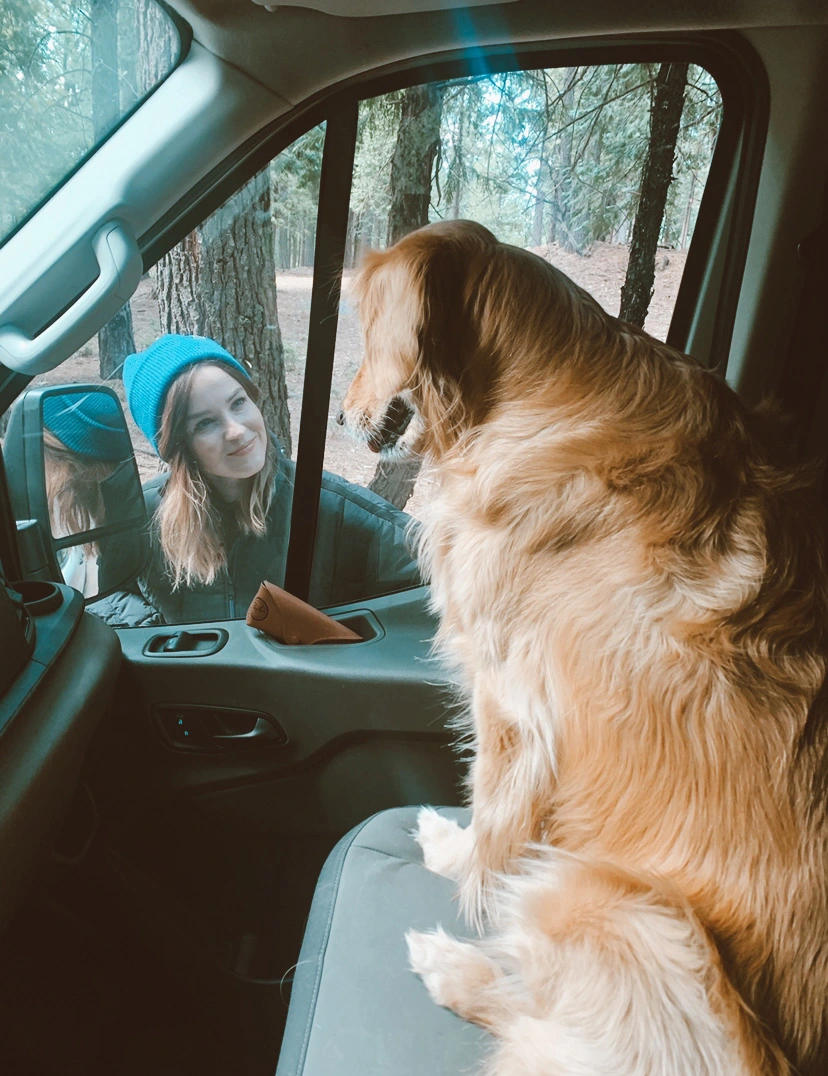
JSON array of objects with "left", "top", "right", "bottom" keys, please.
[{"left": 341, "top": 219, "right": 828, "bottom": 1076}]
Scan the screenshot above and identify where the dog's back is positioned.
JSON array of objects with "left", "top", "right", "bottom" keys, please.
[
  {"left": 348, "top": 220, "right": 828, "bottom": 1073},
  {"left": 417, "top": 239, "right": 828, "bottom": 1072}
]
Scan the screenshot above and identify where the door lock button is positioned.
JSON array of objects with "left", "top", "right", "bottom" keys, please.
[{"left": 166, "top": 709, "right": 208, "bottom": 749}]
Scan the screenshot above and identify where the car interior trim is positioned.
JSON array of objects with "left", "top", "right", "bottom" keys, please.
[
  {"left": 0, "top": 43, "right": 283, "bottom": 380},
  {"left": 283, "top": 102, "right": 359, "bottom": 601}
]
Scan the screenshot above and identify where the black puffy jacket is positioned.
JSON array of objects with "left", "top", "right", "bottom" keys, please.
[{"left": 92, "top": 447, "right": 421, "bottom": 627}]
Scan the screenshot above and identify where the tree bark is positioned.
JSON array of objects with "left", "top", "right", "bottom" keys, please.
[
  {"left": 386, "top": 84, "right": 443, "bottom": 245},
  {"left": 449, "top": 89, "right": 465, "bottom": 220},
  {"left": 154, "top": 172, "right": 291, "bottom": 454},
  {"left": 552, "top": 69, "right": 587, "bottom": 254},
  {"left": 680, "top": 169, "right": 696, "bottom": 250},
  {"left": 138, "top": 5, "right": 291, "bottom": 453},
  {"left": 619, "top": 62, "right": 688, "bottom": 327},
  {"left": 370, "top": 84, "right": 443, "bottom": 508},
  {"left": 98, "top": 303, "right": 135, "bottom": 380},
  {"left": 90, "top": 0, "right": 121, "bottom": 134},
  {"left": 91, "top": 0, "right": 134, "bottom": 380},
  {"left": 136, "top": 0, "right": 175, "bottom": 88},
  {"left": 531, "top": 151, "right": 549, "bottom": 248}
]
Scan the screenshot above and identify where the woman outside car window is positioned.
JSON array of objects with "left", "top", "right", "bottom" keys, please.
[{"left": 98, "top": 335, "right": 419, "bottom": 626}]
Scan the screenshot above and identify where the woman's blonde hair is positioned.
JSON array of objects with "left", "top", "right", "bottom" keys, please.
[
  {"left": 43, "top": 428, "right": 117, "bottom": 553},
  {"left": 155, "top": 361, "right": 275, "bottom": 589}
]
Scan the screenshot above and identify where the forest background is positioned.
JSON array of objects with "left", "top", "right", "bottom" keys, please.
[{"left": 2, "top": 1, "right": 723, "bottom": 510}]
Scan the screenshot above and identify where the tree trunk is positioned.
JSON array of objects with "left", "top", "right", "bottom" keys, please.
[
  {"left": 98, "top": 303, "right": 135, "bottom": 380},
  {"left": 136, "top": 0, "right": 174, "bottom": 87},
  {"left": 680, "top": 169, "right": 696, "bottom": 250},
  {"left": 619, "top": 62, "right": 688, "bottom": 327},
  {"left": 91, "top": 0, "right": 134, "bottom": 380},
  {"left": 553, "top": 70, "right": 583, "bottom": 254},
  {"left": 449, "top": 90, "right": 465, "bottom": 220},
  {"left": 531, "top": 151, "right": 549, "bottom": 248},
  {"left": 386, "top": 84, "right": 443, "bottom": 245},
  {"left": 139, "top": 6, "right": 291, "bottom": 453},
  {"left": 154, "top": 172, "right": 291, "bottom": 454},
  {"left": 370, "top": 84, "right": 443, "bottom": 509},
  {"left": 344, "top": 208, "right": 358, "bottom": 268}
]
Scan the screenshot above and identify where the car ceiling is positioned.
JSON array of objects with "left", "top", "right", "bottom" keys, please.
[
  {"left": 167, "top": 0, "right": 828, "bottom": 107},
  {"left": 250, "top": 0, "right": 518, "bottom": 13}
]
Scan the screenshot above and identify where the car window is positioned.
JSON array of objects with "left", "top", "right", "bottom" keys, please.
[
  {"left": 0, "top": 0, "right": 181, "bottom": 246},
  {"left": 323, "top": 61, "right": 723, "bottom": 526},
  {"left": 3, "top": 57, "right": 725, "bottom": 626},
  {"left": 10, "top": 125, "right": 325, "bottom": 627}
]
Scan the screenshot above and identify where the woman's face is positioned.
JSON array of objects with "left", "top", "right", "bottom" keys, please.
[{"left": 184, "top": 365, "right": 267, "bottom": 483}]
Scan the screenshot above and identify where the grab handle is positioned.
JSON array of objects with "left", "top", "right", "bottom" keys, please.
[{"left": 0, "top": 221, "right": 143, "bottom": 375}]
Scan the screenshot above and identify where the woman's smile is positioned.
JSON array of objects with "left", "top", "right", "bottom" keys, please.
[{"left": 227, "top": 437, "right": 257, "bottom": 457}]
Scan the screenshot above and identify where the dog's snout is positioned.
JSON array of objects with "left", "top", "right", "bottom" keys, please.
[{"left": 335, "top": 409, "right": 345, "bottom": 427}]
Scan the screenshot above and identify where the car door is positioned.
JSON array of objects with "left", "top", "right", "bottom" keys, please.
[{"left": 0, "top": 10, "right": 784, "bottom": 1074}]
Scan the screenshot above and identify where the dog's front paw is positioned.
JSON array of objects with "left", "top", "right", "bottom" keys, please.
[
  {"left": 406, "top": 927, "right": 498, "bottom": 1022},
  {"left": 413, "top": 807, "right": 475, "bottom": 881}
]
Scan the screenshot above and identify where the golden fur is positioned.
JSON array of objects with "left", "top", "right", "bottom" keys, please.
[{"left": 343, "top": 220, "right": 828, "bottom": 1075}]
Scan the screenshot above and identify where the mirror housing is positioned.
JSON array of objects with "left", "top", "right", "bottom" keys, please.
[{"left": 4, "top": 384, "right": 148, "bottom": 602}]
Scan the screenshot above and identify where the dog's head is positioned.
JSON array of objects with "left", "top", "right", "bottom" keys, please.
[{"left": 341, "top": 219, "right": 501, "bottom": 460}]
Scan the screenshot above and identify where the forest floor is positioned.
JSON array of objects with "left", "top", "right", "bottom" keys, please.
[{"left": 32, "top": 241, "right": 687, "bottom": 518}]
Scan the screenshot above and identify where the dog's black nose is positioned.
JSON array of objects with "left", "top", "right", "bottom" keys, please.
[{"left": 335, "top": 409, "right": 345, "bottom": 426}]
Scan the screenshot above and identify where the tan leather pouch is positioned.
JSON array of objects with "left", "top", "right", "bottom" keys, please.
[{"left": 246, "top": 581, "right": 361, "bottom": 645}]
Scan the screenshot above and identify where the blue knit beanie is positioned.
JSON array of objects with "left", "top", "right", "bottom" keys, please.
[
  {"left": 123, "top": 334, "right": 251, "bottom": 455},
  {"left": 43, "top": 391, "right": 133, "bottom": 461}
]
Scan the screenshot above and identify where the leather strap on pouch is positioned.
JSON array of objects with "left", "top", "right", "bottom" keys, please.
[{"left": 246, "top": 580, "right": 361, "bottom": 645}]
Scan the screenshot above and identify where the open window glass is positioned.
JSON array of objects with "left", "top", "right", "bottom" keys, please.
[
  {"left": 322, "top": 60, "right": 723, "bottom": 541},
  {"left": 7, "top": 125, "right": 326, "bottom": 626}
]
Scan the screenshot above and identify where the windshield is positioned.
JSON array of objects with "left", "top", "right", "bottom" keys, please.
[{"left": 0, "top": 0, "right": 181, "bottom": 244}]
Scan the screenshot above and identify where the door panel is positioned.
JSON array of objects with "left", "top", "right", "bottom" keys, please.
[
  {"left": 97, "top": 585, "right": 454, "bottom": 808},
  {"left": 0, "top": 591, "right": 122, "bottom": 931},
  {"left": 89, "top": 585, "right": 460, "bottom": 1005}
]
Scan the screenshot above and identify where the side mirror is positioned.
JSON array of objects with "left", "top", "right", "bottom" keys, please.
[{"left": 4, "top": 385, "right": 148, "bottom": 602}]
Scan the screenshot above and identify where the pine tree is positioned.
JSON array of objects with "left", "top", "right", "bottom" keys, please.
[
  {"left": 91, "top": 0, "right": 135, "bottom": 381},
  {"left": 619, "top": 62, "right": 689, "bottom": 326}
]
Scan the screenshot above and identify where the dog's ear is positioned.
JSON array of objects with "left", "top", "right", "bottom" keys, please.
[
  {"left": 351, "top": 222, "right": 494, "bottom": 453},
  {"left": 397, "top": 222, "right": 497, "bottom": 452},
  {"left": 412, "top": 239, "right": 467, "bottom": 387}
]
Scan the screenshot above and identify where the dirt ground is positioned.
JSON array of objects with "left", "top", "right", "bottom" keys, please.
[{"left": 31, "top": 242, "right": 687, "bottom": 519}]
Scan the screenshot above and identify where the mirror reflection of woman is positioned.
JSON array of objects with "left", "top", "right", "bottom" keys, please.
[
  {"left": 42, "top": 393, "right": 133, "bottom": 598},
  {"left": 108, "top": 335, "right": 418, "bottom": 626}
]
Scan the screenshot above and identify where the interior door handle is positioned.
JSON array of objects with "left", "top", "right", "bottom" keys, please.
[
  {"left": 153, "top": 705, "right": 287, "bottom": 751},
  {"left": 0, "top": 221, "right": 143, "bottom": 375},
  {"left": 211, "top": 718, "right": 283, "bottom": 745},
  {"left": 144, "top": 629, "right": 229, "bottom": 657}
]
